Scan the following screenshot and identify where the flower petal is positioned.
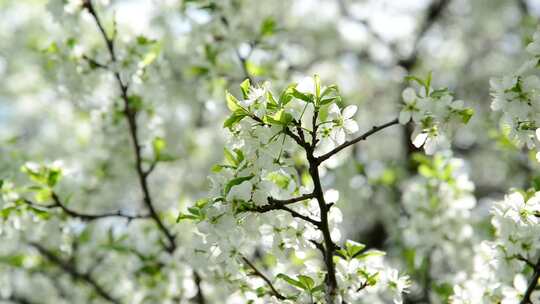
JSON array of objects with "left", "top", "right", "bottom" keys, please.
[
  {"left": 399, "top": 110, "right": 411, "bottom": 125},
  {"left": 328, "top": 103, "right": 340, "bottom": 117},
  {"left": 402, "top": 87, "right": 416, "bottom": 103},
  {"left": 412, "top": 132, "right": 428, "bottom": 148},
  {"left": 343, "top": 119, "right": 358, "bottom": 134},
  {"left": 342, "top": 105, "right": 357, "bottom": 119}
]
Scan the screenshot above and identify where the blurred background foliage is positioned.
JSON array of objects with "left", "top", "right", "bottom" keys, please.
[{"left": 0, "top": 0, "right": 539, "bottom": 303}]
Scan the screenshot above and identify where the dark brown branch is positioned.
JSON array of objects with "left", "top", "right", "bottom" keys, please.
[
  {"left": 516, "top": 255, "right": 536, "bottom": 269},
  {"left": 81, "top": 55, "right": 108, "bottom": 70},
  {"left": 267, "top": 193, "right": 316, "bottom": 208},
  {"left": 30, "top": 242, "right": 120, "bottom": 304},
  {"left": 309, "top": 155, "right": 338, "bottom": 302},
  {"left": 1, "top": 294, "right": 35, "bottom": 304},
  {"left": 246, "top": 202, "right": 320, "bottom": 227},
  {"left": 316, "top": 118, "right": 399, "bottom": 164},
  {"left": 520, "top": 256, "right": 540, "bottom": 304},
  {"left": 517, "top": 0, "right": 529, "bottom": 15},
  {"left": 193, "top": 271, "right": 206, "bottom": 304},
  {"left": 83, "top": 0, "right": 176, "bottom": 253},
  {"left": 279, "top": 205, "right": 321, "bottom": 227},
  {"left": 241, "top": 257, "right": 286, "bottom": 300},
  {"left": 25, "top": 194, "right": 151, "bottom": 222}
]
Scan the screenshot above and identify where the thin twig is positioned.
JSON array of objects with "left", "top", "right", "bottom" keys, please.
[
  {"left": 241, "top": 257, "right": 286, "bottom": 300},
  {"left": 520, "top": 256, "right": 540, "bottom": 304},
  {"left": 30, "top": 242, "right": 120, "bottom": 304},
  {"left": 316, "top": 118, "right": 399, "bottom": 164},
  {"left": 23, "top": 195, "right": 150, "bottom": 222},
  {"left": 83, "top": 0, "right": 177, "bottom": 253}
]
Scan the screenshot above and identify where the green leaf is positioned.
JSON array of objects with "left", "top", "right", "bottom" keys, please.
[
  {"left": 267, "top": 91, "right": 278, "bottom": 110},
  {"left": 426, "top": 71, "right": 432, "bottom": 90},
  {"left": 127, "top": 95, "right": 144, "bottom": 111},
  {"left": 152, "top": 137, "right": 166, "bottom": 158},
  {"left": 459, "top": 108, "right": 474, "bottom": 124},
  {"left": 532, "top": 176, "right": 540, "bottom": 191},
  {"left": 27, "top": 206, "right": 50, "bottom": 219},
  {"left": 405, "top": 75, "right": 426, "bottom": 88},
  {"left": 0, "top": 206, "right": 16, "bottom": 219},
  {"left": 0, "top": 254, "right": 26, "bottom": 267},
  {"left": 345, "top": 240, "right": 366, "bottom": 259},
  {"left": 226, "top": 92, "right": 243, "bottom": 112},
  {"left": 157, "top": 153, "right": 177, "bottom": 162},
  {"left": 234, "top": 149, "right": 245, "bottom": 164},
  {"left": 320, "top": 84, "right": 338, "bottom": 98},
  {"left": 176, "top": 213, "right": 198, "bottom": 222},
  {"left": 356, "top": 250, "right": 386, "bottom": 260},
  {"left": 260, "top": 17, "right": 277, "bottom": 37},
  {"left": 188, "top": 65, "right": 209, "bottom": 76},
  {"left": 240, "top": 79, "right": 251, "bottom": 99},
  {"left": 272, "top": 109, "right": 293, "bottom": 125},
  {"left": 141, "top": 45, "right": 159, "bottom": 67},
  {"left": 35, "top": 188, "right": 52, "bottom": 203},
  {"left": 292, "top": 88, "right": 314, "bottom": 103},
  {"left": 211, "top": 164, "right": 224, "bottom": 173},
  {"left": 224, "top": 148, "right": 238, "bottom": 166},
  {"left": 267, "top": 172, "right": 290, "bottom": 189},
  {"left": 223, "top": 111, "right": 247, "bottom": 129},
  {"left": 312, "top": 285, "right": 324, "bottom": 293},
  {"left": 66, "top": 37, "right": 77, "bottom": 49},
  {"left": 297, "top": 275, "right": 315, "bottom": 290},
  {"left": 277, "top": 273, "right": 306, "bottom": 290},
  {"left": 224, "top": 175, "right": 254, "bottom": 194},
  {"left": 314, "top": 74, "right": 321, "bottom": 100},
  {"left": 319, "top": 96, "right": 340, "bottom": 106},
  {"left": 430, "top": 88, "right": 450, "bottom": 99},
  {"left": 136, "top": 35, "right": 154, "bottom": 45},
  {"left": 279, "top": 84, "right": 296, "bottom": 106},
  {"left": 418, "top": 164, "right": 433, "bottom": 178},
  {"left": 204, "top": 44, "right": 218, "bottom": 65}
]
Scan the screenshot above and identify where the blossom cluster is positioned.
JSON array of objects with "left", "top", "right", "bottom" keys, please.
[
  {"left": 399, "top": 153, "right": 477, "bottom": 300},
  {"left": 451, "top": 191, "right": 540, "bottom": 303},
  {"left": 399, "top": 74, "right": 473, "bottom": 154},
  {"left": 181, "top": 76, "right": 410, "bottom": 303},
  {"left": 490, "top": 31, "right": 540, "bottom": 160}
]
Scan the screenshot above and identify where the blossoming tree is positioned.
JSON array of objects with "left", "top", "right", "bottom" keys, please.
[{"left": 1, "top": 0, "right": 540, "bottom": 303}]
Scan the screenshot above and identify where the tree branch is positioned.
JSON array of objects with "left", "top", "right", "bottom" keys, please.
[
  {"left": 83, "top": 0, "right": 176, "bottom": 253},
  {"left": 241, "top": 256, "right": 286, "bottom": 300},
  {"left": 520, "top": 256, "right": 540, "bottom": 304},
  {"left": 23, "top": 194, "right": 150, "bottom": 222},
  {"left": 192, "top": 271, "right": 206, "bottom": 304},
  {"left": 316, "top": 118, "right": 399, "bottom": 164},
  {"left": 0, "top": 294, "right": 36, "bottom": 304},
  {"left": 267, "top": 193, "right": 315, "bottom": 208},
  {"left": 29, "top": 242, "right": 120, "bottom": 304}
]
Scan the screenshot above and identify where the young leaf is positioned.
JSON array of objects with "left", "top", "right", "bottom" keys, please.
[
  {"left": 152, "top": 137, "right": 166, "bottom": 158},
  {"left": 292, "top": 88, "right": 314, "bottom": 103},
  {"left": 345, "top": 240, "right": 366, "bottom": 259},
  {"left": 226, "top": 92, "right": 242, "bottom": 112},
  {"left": 223, "top": 111, "right": 247, "bottom": 129},
  {"left": 47, "top": 168, "right": 62, "bottom": 188},
  {"left": 277, "top": 273, "right": 306, "bottom": 290},
  {"left": 314, "top": 74, "right": 321, "bottom": 100},
  {"left": 297, "top": 275, "right": 315, "bottom": 291},
  {"left": 459, "top": 108, "right": 474, "bottom": 124},
  {"left": 240, "top": 79, "right": 251, "bottom": 99},
  {"left": 260, "top": 17, "right": 277, "bottom": 37},
  {"left": 224, "top": 175, "right": 254, "bottom": 194}
]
